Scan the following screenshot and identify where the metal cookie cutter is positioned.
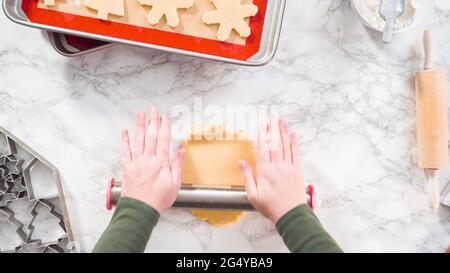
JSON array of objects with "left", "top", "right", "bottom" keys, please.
[
  {"left": 12, "top": 236, "right": 69, "bottom": 253},
  {"left": 2, "top": 176, "right": 25, "bottom": 198},
  {"left": 106, "top": 178, "right": 315, "bottom": 211},
  {"left": 0, "top": 175, "right": 26, "bottom": 206},
  {"left": 11, "top": 241, "right": 47, "bottom": 253},
  {"left": 0, "top": 154, "right": 23, "bottom": 185},
  {"left": 0, "top": 139, "right": 26, "bottom": 203},
  {"left": 26, "top": 198, "right": 67, "bottom": 244},
  {"left": 0, "top": 155, "right": 23, "bottom": 175},
  {"left": 0, "top": 193, "right": 17, "bottom": 207},
  {"left": 0, "top": 127, "right": 75, "bottom": 252},
  {"left": 0, "top": 206, "right": 28, "bottom": 243},
  {"left": 43, "top": 236, "right": 71, "bottom": 253}
]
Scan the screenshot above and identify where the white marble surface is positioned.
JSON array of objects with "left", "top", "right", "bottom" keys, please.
[{"left": 1, "top": 0, "right": 449, "bottom": 253}]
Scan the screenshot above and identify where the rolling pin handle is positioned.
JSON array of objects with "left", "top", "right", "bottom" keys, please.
[
  {"left": 106, "top": 177, "right": 116, "bottom": 211},
  {"left": 307, "top": 184, "right": 315, "bottom": 209},
  {"left": 425, "top": 169, "right": 440, "bottom": 209},
  {"left": 423, "top": 30, "right": 434, "bottom": 70}
]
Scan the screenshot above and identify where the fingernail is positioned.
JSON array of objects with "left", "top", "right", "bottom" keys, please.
[
  {"left": 280, "top": 117, "right": 287, "bottom": 128},
  {"left": 251, "top": 140, "right": 257, "bottom": 150},
  {"left": 238, "top": 160, "right": 247, "bottom": 169},
  {"left": 291, "top": 132, "right": 297, "bottom": 142},
  {"left": 121, "top": 130, "right": 129, "bottom": 142},
  {"left": 177, "top": 148, "right": 185, "bottom": 158}
]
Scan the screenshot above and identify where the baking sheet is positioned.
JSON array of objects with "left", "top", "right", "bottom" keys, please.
[
  {"left": 47, "top": 32, "right": 113, "bottom": 56},
  {"left": 21, "top": 0, "right": 268, "bottom": 61},
  {"left": 39, "top": 0, "right": 248, "bottom": 45}
]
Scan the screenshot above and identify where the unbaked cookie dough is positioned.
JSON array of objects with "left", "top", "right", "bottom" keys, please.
[
  {"left": 43, "top": 0, "right": 57, "bottom": 6},
  {"left": 83, "top": 0, "right": 125, "bottom": 20},
  {"left": 138, "top": 0, "right": 194, "bottom": 27},
  {"left": 203, "top": 0, "right": 258, "bottom": 41},
  {"left": 182, "top": 128, "right": 256, "bottom": 226},
  {"left": 181, "top": 128, "right": 256, "bottom": 188},
  {"left": 190, "top": 210, "right": 246, "bottom": 226}
]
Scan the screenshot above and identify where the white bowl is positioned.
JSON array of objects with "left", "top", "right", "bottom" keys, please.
[{"left": 351, "top": 0, "right": 434, "bottom": 33}]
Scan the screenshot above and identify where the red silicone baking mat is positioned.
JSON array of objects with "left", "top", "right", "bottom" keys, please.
[{"left": 21, "top": 0, "right": 268, "bottom": 61}]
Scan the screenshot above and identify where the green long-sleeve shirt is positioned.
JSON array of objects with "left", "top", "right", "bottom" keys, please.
[{"left": 93, "top": 198, "right": 342, "bottom": 253}]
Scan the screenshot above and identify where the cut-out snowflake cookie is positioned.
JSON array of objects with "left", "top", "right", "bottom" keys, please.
[
  {"left": 203, "top": 0, "right": 258, "bottom": 42},
  {"left": 43, "top": 0, "right": 57, "bottom": 6},
  {"left": 83, "top": 0, "right": 125, "bottom": 20},
  {"left": 44, "top": 0, "right": 65, "bottom": 6},
  {"left": 138, "top": 0, "right": 194, "bottom": 28}
]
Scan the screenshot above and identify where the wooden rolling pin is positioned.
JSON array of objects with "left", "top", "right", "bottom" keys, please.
[{"left": 415, "top": 30, "right": 448, "bottom": 209}]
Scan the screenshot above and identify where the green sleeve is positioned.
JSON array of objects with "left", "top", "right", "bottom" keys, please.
[
  {"left": 276, "top": 204, "right": 343, "bottom": 253},
  {"left": 92, "top": 197, "right": 160, "bottom": 253}
]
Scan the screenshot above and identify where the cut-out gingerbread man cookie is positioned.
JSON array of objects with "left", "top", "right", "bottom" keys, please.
[
  {"left": 203, "top": 0, "right": 258, "bottom": 42},
  {"left": 83, "top": 0, "right": 125, "bottom": 20},
  {"left": 138, "top": 0, "right": 194, "bottom": 28}
]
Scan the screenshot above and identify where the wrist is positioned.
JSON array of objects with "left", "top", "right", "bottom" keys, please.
[
  {"left": 274, "top": 203, "right": 310, "bottom": 226},
  {"left": 121, "top": 193, "right": 164, "bottom": 214},
  {"left": 270, "top": 202, "right": 307, "bottom": 223},
  {"left": 117, "top": 197, "right": 161, "bottom": 220}
]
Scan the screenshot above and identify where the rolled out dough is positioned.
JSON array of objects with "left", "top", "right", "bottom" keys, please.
[
  {"left": 190, "top": 210, "right": 246, "bottom": 226},
  {"left": 182, "top": 128, "right": 255, "bottom": 226}
]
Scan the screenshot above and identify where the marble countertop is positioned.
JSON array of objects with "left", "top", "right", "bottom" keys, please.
[{"left": 1, "top": 0, "right": 449, "bottom": 253}]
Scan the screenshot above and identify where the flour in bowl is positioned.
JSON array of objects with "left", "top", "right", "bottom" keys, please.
[{"left": 352, "top": 0, "right": 432, "bottom": 32}]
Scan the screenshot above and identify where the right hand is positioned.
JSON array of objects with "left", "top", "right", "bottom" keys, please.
[{"left": 239, "top": 117, "right": 307, "bottom": 223}]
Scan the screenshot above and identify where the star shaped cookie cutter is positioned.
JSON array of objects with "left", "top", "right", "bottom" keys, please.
[{"left": 0, "top": 155, "right": 23, "bottom": 176}]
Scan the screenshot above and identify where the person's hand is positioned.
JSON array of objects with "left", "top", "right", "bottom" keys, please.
[
  {"left": 239, "top": 117, "right": 307, "bottom": 223},
  {"left": 121, "top": 107, "right": 185, "bottom": 214}
]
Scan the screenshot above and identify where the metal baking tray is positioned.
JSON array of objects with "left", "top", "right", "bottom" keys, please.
[
  {"left": 3, "top": 0, "right": 285, "bottom": 66},
  {"left": 0, "top": 127, "right": 75, "bottom": 252},
  {"left": 47, "top": 32, "right": 113, "bottom": 57}
]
